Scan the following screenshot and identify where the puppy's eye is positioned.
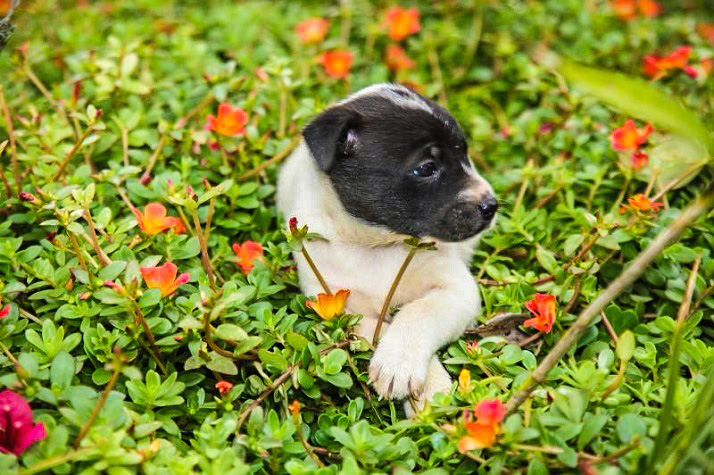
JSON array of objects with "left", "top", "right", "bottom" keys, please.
[{"left": 412, "top": 161, "right": 440, "bottom": 178}]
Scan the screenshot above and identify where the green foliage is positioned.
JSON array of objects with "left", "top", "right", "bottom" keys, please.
[{"left": 0, "top": 0, "right": 713, "bottom": 473}]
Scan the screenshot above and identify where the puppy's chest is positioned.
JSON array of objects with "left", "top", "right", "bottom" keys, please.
[{"left": 311, "top": 242, "right": 435, "bottom": 308}]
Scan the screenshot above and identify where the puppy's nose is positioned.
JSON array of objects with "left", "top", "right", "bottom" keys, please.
[{"left": 478, "top": 196, "right": 498, "bottom": 220}]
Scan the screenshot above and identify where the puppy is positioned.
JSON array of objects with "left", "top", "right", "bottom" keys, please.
[{"left": 276, "top": 84, "right": 497, "bottom": 412}]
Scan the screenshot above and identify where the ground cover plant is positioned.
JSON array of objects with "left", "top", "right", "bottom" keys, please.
[{"left": 0, "top": 0, "right": 713, "bottom": 473}]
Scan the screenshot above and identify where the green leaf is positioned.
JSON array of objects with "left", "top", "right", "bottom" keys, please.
[
  {"left": 577, "top": 413, "right": 608, "bottom": 450},
  {"left": 535, "top": 247, "right": 559, "bottom": 275},
  {"left": 50, "top": 352, "right": 75, "bottom": 390},
  {"left": 560, "top": 59, "right": 713, "bottom": 153},
  {"left": 617, "top": 330, "right": 635, "bottom": 362},
  {"left": 324, "top": 348, "right": 348, "bottom": 375},
  {"left": 139, "top": 288, "right": 162, "bottom": 308},
  {"left": 213, "top": 324, "right": 249, "bottom": 341},
  {"left": 616, "top": 413, "right": 646, "bottom": 443},
  {"left": 206, "top": 354, "right": 238, "bottom": 375}
]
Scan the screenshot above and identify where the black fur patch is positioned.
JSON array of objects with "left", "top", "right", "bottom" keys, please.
[{"left": 303, "top": 86, "right": 496, "bottom": 242}]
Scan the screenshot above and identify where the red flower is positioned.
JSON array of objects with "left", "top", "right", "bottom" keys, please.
[
  {"left": 611, "top": 0, "right": 660, "bottom": 20},
  {"left": 215, "top": 381, "right": 233, "bottom": 395},
  {"left": 644, "top": 47, "right": 694, "bottom": 79},
  {"left": 232, "top": 241, "right": 265, "bottom": 274},
  {"left": 290, "top": 400, "right": 301, "bottom": 417},
  {"left": 524, "top": 294, "right": 557, "bottom": 333},
  {"left": 296, "top": 18, "right": 330, "bottom": 44},
  {"left": 385, "top": 44, "right": 415, "bottom": 72},
  {"left": 631, "top": 152, "right": 649, "bottom": 169},
  {"left": 0, "top": 304, "right": 9, "bottom": 319},
  {"left": 133, "top": 203, "right": 186, "bottom": 235},
  {"left": 0, "top": 390, "right": 47, "bottom": 456},
  {"left": 320, "top": 51, "right": 354, "bottom": 80},
  {"left": 385, "top": 7, "right": 420, "bottom": 41},
  {"left": 611, "top": 120, "right": 653, "bottom": 152},
  {"left": 140, "top": 262, "right": 190, "bottom": 297},
  {"left": 458, "top": 400, "right": 507, "bottom": 452},
  {"left": 207, "top": 104, "right": 249, "bottom": 137}
]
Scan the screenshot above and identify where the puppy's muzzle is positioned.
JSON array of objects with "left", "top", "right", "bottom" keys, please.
[{"left": 436, "top": 193, "right": 497, "bottom": 242}]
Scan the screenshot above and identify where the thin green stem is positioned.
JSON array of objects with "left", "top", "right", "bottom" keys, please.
[
  {"left": 73, "top": 364, "right": 121, "bottom": 448},
  {"left": 372, "top": 247, "right": 418, "bottom": 346},
  {"left": 301, "top": 245, "right": 332, "bottom": 295},
  {"left": 17, "top": 447, "right": 95, "bottom": 475},
  {"left": 191, "top": 208, "right": 216, "bottom": 292}
]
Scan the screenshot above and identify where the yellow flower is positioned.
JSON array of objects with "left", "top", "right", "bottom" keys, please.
[
  {"left": 306, "top": 289, "right": 350, "bottom": 320},
  {"left": 458, "top": 368, "right": 472, "bottom": 393}
]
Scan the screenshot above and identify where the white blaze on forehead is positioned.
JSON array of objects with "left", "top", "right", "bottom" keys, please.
[{"left": 339, "top": 83, "right": 433, "bottom": 114}]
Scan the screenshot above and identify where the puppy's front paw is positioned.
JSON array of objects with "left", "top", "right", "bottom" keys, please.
[{"left": 368, "top": 339, "right": 429, "bottom": 399}]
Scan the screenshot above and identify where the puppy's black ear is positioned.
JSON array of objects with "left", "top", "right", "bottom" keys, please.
[{"left": 303, "top": 106, "right": 360, "bottom": 172}]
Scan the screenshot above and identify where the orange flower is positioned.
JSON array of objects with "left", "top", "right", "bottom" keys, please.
[
  {"left": 524, "top": 294, "right": 557, "bottom": 333},
  {"left": 458, "top": 400, "right": 507, "bottom": 453},
  {"left": 0, "top": 0, "right": 11, "bottom": 15},
  {"left": 296, "top": 18, "right": 329, "bottom": 44},
  {"left": 385, "top": 44, "right": 415, "bottom": 72},
  {"left": 611, "top": 120, "right": 653, "bottom": 152},
  {"left": 612, "top": 0, "right": 660, "bottom": 20},
  {"left": 644, "top": 47, "right": 694, "bottom": 79},
  {"left": 133, "top": 203, "right": 186, "bottom": 235},
  {"left": 306, "top": 289, "right": 351, "bottom": 321},
  {"left": 458, "top": 369, "right": 472, "bottom": 393},
  {"left": 232, "top": 241, "right": 265, "bottom": 274},
  {"left": 385, "top": 7, "right": 420, "bottom": 41},
  {"left": 290, "top": 400, "right": 300, "bottom": 417},
  {"left": 698, "top": 23, "right": 714, "bottom": 45},
  {"left": 622, "top": 194, "right": 663, "bottom": 213},
  {"left": 320, "top": 51, "right": 354, "bottom": 80},
  {"left": 207, "top": 103, "right": 249, "bottom": 137},
  {"left": 215, "top": 381, "right": 233, "bottom": 395},
  {"left": 140, "top": 262, "right": 190, "bottom": 298}
]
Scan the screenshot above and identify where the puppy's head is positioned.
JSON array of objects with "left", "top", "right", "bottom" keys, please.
[{"left": 303, "top": 84, "right": 497, "bottom": 242}]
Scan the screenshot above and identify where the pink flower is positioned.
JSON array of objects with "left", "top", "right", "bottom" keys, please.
[{"left": 0, "top": 390, "right": 47, "bottom": 455}]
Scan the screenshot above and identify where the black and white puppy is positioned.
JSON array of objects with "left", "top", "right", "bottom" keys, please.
[{"left": 277, "top": 84, "right": 497, "bottom": 412}]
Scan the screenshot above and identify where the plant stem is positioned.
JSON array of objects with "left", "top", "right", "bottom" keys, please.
[
  {"left": 191, "top": 208, "right": 216, "bottom": 292},
  {"left": 84, "top": 208, "right": 112, "bottom": 267},
  {"left": 73, "top": 364, "right": 121, "bottom": 448},
  {"left": 372, "top": 247, "right": 418, "bottom": 346},
  {"left": 646, "top": 256, "right": 701, "bottom": 472},
  {"left": 294, "top": 412, "right": 325, "bottom": 467},
  {"left": 17, "top": 447, "right": 95, "bottom": 475},
  {"left": 236, "top": 136, "right": 299, "bottom": 181},
  {"left": 203, "top": 310, "right": 234, "bottom": 359},
  {"left": 236, "top": 364, "right": 298, "bottom": 431},
  {"left": 506, "top": 185, "right": 714, "bottom": 415},
  {"left": 54, "top": 124, "right": 95, "bottom": 182},
  {"left": 0, "top": 140, "right": 12, "bottom": 198},
  {"left": 301, "top": 244, "right": 332, "bottom": 295},
  {"left": 142, "top": 134, "right": 166, "bottom": 181},
  {"left": 131, "top": 303, "right": 166, "bottom": 374},
  {"left": 66, "top": 229, "right": 89, "bottom": 273},
  {"left": 0, "top": 85, "right": 20, "bottom": 194}
]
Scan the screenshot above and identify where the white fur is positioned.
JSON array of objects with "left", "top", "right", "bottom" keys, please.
[{"left": 277, "top": 141, "right": 483, "bottom": 412}]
